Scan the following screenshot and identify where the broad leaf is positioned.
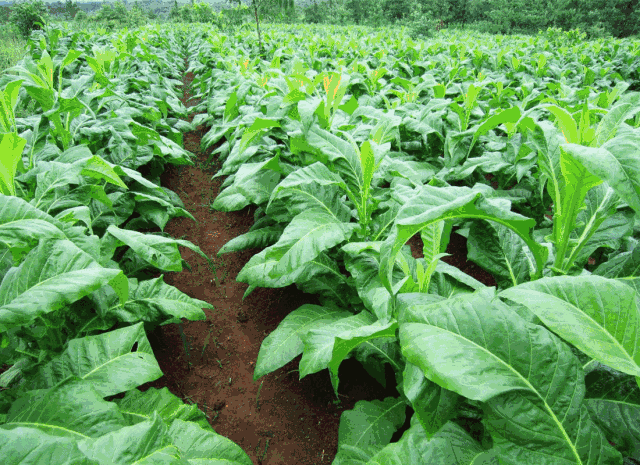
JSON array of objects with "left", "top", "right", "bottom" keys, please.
[
  {"left": 115, "top": 387, "right": 211, "bottom": 431},
  {"left": 77, "top": 412, "right": 182, "bottom": 464},
  {"left": 562, "top": 137, "right": 640, "bottom": 216},
  {"left": 402, "top": 362, "right": 460, "bottom": 438},
  {"left": 328, "top": 319, "right": 398, "bottom": 395},
  {"left": 254, "top": 304, "right": 351, "bottom": 380},
  {"left": 218, "top": 225, "right": 283, "bottom": 255},
  {"left": 266, "top": 209, "right": 358, "bottom": 279},
  {"left": 167, "top": 419, "right": 253, "bottom": 465},
  {"left": 0, "top": 426, "right": 92, "bottom": 465},
  {"left": 584, "top": 366, "right": 640, "bottom": 460},
  {"left": 299, "top": 312, "right": 376, "bottom": 378},
  {"left": 107, "top": 276, "right": 210, "bottom": 324},
  {"left": 380, "top": 185, "right": 546, "bottom": 293},
  {"left": 337, "top": 397, "right": 406, "bottom": 452},
  {"left": 106, "top": 225, "right": 209, "bottom": 272},
  {"left": 3, "top": 379, "right": 125, "bottom": 439},
  {"left": 398, "top": 289, "right": 621, "bottom": 464},
  {"left": 26, "top": 323, "right": 162, "bottom": 397},
  {"left": 467, "top": 220, "right": 532, "bottom": 288},
  {"left": 0, "top": 239, "right": 122, "bottom": 331},
  {"left": 500, "top": 276, "right": 640, "bottom": 378}
]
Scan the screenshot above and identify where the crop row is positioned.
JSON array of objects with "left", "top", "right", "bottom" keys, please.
[
  {"left": 0, "top": 24, "right": 252, "bottom": 464},
  {"left": 187, "top": 24, "right": 640, "bottom": 464}
]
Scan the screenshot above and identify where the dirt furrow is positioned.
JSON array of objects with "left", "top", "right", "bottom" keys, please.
[{"left": 143, "top": 65, "right": 395, "bottom": 465}]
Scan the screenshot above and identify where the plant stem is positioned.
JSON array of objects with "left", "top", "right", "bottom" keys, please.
[
  {"left": 255, "top": 380, "right": 263, "bottom": 410},
  {"left": 252, "top": 0, "right": 263, "bottom": 52}
]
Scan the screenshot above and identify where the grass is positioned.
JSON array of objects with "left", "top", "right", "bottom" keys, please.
[{"left": 0, "top": 24, "right": 26, "bottom": 74}]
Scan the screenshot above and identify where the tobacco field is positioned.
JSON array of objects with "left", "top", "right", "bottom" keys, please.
[{"left": 1, "top": 22, "right": 640, "bottom": 464}]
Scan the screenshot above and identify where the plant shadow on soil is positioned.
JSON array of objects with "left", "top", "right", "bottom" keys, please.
[{"left": 139, "top": 69, "right": 497, "bottom": 464}]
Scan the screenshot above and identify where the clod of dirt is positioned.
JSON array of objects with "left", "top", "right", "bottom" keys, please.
[
  {"left": 236, "top": 310, "right": 249, "bottom": 323},
  {"left": 212, "top": 400, "right": 226, "bottom": 411}
]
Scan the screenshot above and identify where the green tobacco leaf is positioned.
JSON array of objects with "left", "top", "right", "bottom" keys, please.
[
  {"left": 266, "top": 162, "right": 351, "bottom": 222},
  {"left": 500, "top": 276, "right": 640, "bottom": 378},
  {"left": 434, "top": 261, "right": 487, "bottom": 292},
  {"left": 398, "top": 289, "right": 620, "bottom": 464},
  {"left": 0, "top": 239, "right": 122, "bottom": 332},
  {"left": 299, "top": 312, "right": 376, "bottom": 378},
  {"left": 254, "top": 304, "right": 350, "bottom": 381},
  {"left": 0, "top": 218, "right": 65, "bottom": 255},
  {"left": 238, "top": 117, "right": 280, "bottom": 155},
  {"left": 569, "top": 185, "right": 629, "bottom": 268},
  {"left": 0, "top": 426, "right": 92, "bottom": 465},
  {"left": 551, "top": 145, "right": 603, "bottom": 271},
  {"left": 584, "top": 366, "right": 640, "bottom": 460},
  {"left": 594, "top": 246, "right": 640, "bottom": 278},
  {"left": 237, "top": 249, "right": 340, "bottom": 290},
  {"left": 77, "top": 412, "right": 182, "bottom": 464},
  {"left": 594, "top": 101, "right": 636, "bottom": 146},
  {"left": 108, "top": 276, "right": 210, "bottom": 324},
  {"left": 379, "top": 185, "right": 546, "bottom": 294},
  {"left": 467, "top": 220, "right": 532, "bottom": 289},
  {"left": 212, "top": 184, "right": 249, "bottom": 212},
  {"left": 0, "top": 79, "right": 23, "bottom": 132},
  {"left": 115, "top": 387, "right": 211, "bottom": 431},
  {"left": 402, "top": 362, "right": 460, "bottom": 438},
  {"left": 562, "top": 137, "right": 640, "bottom": 215},
  {"left": 304, "top": 126, "right": 365, "bottom": 205},
  {"left": 266, "top": 209, "right": 358, "bottom": 279},
  {"left": 467, "top": 106, "right": 521, "bottom": 159},
  {"left": 328, "top": 319, "right": 398, "bottom": 395},
  {"left": 531, "top": 121, "right": 565, "bottom": 206},
  {"left": 337, "top": 397, "right": 406, "bottom": 452},
  {"left": 0, "top": 133, "right": 26, "bottom": 196},
  {"left": 218, "top": 225, "right": 283, "bottom": 255},
  {"left": 342, "top": 242, "right": 395, "bottom": 319},
  {"left": 545, "top": 105, "right": 579, "bottom": 144},
  {"left": 81, "top": 155, "right": 128, "bottom": 188},
  {"left": 106, "top": 225, "right": 209, "bottom": 272},
  {"left": 0, "top": 195, "right": 67, "bottom": 249},
  {"left": 26, "top": 323, "right": 162, "bottom": 397},
  {"left": 4, "top": 378, "right": 125, "bottom": 439},
  {"left": 168, "top": 419, "right": 253, "bottom": 465},
  {"left": 368, "top": 419, "right": 496, "bottom": 465},
  {"left": 233, "top": 156, "right": 283, "bottom": 206}
]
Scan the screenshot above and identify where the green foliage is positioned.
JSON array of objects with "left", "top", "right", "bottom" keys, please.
[
  {"left": 74, "top": 9, "right": 88, "bottom": 22},
  {"left": 170, "top": 1, "right": 222, "bottom": 24},
  {"left": 0, "top": 23, "right": 252, "bottom": 464},
  {"left": 296, "top": 0, "right": 639, "bottom": 38},
  {"left": 9, "top": 0, "right": 48, "bottom": 39},
  {"left": 185, "top": 21, "right": 640, "bottom": 462},
  {"left": 64, "top": 0, "right": 80, "bottom": 20},
  {"left": 5, "top": 19, "right": 640, "bottom": 464},
  {"left": 405, "top": 5, "right": 440, "bottom": 38},
  {"left": 220, "top": 3, "right": 252, "bottom": 31},
  {"left": 91, "top": 0, "right": 150, "bottom": 30},
  {"left": 0, "top": 24, "right": 26, "bottom": 73}
]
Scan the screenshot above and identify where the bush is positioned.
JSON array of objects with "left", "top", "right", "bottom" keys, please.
[
  {"left": 169, "top": 1, "right": 221, "bottom": 24},
  {"left": 0, "top": 23, "right": 26, "bottom": 72},
  {"left": 406, "top": 6, "right": 440, "bottom": 38},
  {"left": 220, "top": 3, "right": 251, "bottom": 31},
  {"left": 92, "top": 1, "right": 148, "bottom": 29},
  {"left": 9, "top": 0, "right": 48, "bottom": 39},
  {"left": 74, "top": 10, "right": 88, "bottom": 22}
]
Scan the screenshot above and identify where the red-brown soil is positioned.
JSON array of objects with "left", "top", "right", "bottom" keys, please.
[{"left": 142, "top": 67, "right": 497, "bottom": 464}]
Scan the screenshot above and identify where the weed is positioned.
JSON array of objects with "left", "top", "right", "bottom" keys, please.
[{"left": 201, "top": 327, "right": 214, "bottom": 357}]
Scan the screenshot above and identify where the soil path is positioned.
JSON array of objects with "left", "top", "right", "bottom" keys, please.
[
  {"left": 144, "top": 64, "right": 496, "bottom": 464},
  {"left": 143, "top": 67, "right": 397, "bottom": 464}
]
